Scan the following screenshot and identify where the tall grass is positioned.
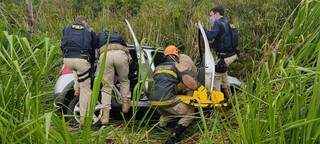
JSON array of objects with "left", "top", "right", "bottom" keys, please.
[
  {"left": 1, "top": 0, "right": 297, "bottom": 76},
  {"left": 225, "top": 1, "right": 320, "bottom": 143},
  {"left": 1, "top": 0, "right": 318, "bottom": 143},
  {"left": 0, "top": 31, "right": 59, "bottom": 143}
]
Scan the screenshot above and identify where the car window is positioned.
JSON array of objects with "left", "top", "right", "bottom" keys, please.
[
  {"left": 128, "top": 49, "right": 138, "bottom": 90},
  {"left": 151, "top": 51, "right": 165, "bottom": 67}
]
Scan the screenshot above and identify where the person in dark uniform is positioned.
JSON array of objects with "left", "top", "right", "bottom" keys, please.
[
  {"left": 205, "top": 5, "right": 238, "bottom": 101},
  {"left": 61, "top": 16, "right": 98, "bottom": 125},
  {"left": 98, "top": 32, "right": 132, "bottom": 125}
]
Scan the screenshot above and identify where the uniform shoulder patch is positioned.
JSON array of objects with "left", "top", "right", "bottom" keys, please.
[{"left": 71, "top": 25, "right": 84, "bottom": 30}]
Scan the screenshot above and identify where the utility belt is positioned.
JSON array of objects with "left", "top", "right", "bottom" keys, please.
[
  {"left": 64, "top": 50, "right": 92, "bottom": 62},
  {"left": 79, "top": 54, "right": 91, "bottom": 61},
  {"left": 217, "top": 52, "right": 237, "bottom": 59},
  {"left": 63, "top": 47, "right": 90, "bottom": 59},
  {"left": 103, "top": 44, "right": 132, "bottom": 62},
  {"left": 107, "top": 44, "right": 129, "bottom": 53}
]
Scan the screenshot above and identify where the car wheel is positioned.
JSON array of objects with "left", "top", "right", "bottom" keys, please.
[{"left": 67, "top": 97, "right": 103, "bottom": 126}]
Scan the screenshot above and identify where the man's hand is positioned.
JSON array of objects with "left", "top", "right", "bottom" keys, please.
[{"left": 74, "top": 91, "right": 80, "bottom": 97}]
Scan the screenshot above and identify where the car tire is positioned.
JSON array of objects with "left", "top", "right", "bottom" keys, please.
[
  {"left": 66, "top": 96, "right": 79, "bottom": 127},
  {"left": 66, "top": 96, "right": 103, "bottom": 127}
]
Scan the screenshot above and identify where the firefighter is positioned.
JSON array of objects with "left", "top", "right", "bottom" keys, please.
[
  {"left": 177, "top": 53, "right": 198, "bottom": 95},
  {"left": 149, "top": 45, "right": 201, "bottom": 144}
]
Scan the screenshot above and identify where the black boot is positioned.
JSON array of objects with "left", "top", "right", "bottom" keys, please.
[
  {"left": 165, "top": 124, "right": 187, "bottom": 144},
  {"left": 221, "top": 87, "right": 231, "bottom": 102},
  {"left": 221, "top": 87, "right": 232, "bottom": 109}
]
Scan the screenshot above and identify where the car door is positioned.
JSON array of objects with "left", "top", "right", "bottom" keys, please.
[
  {"left": 197, "top": 21, "right": 215, "bottom": 91},
  {"left": 125, "top": 19, "right": 153, "bottom": 98}
]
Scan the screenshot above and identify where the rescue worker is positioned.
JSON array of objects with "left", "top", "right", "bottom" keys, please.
[
  {"left": 61, "top": 16, "right": 98, "bottom": 125},
  {"left": 149, "top": 45, "right": 200, "bottom": 144},
  {"left": 205, "top": 5, "right": 238, "bottom": 102},
  {"left": 179, "top": 54, "right": 197, "bottom": 78},
  {"left": 99, "top": 32, "right": 131, "bottom": 125},
  {"left": 176, "top": 53, "right": 197, "bottom": 95}
]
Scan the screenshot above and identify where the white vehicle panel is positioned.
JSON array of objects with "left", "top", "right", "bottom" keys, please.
[
  {"left": 228, "top": 76, "right": 242, "bottom": 87},
  {"left": 54, "top": 73, "right": 75, "bottom": 94},
  {"left": 198, "top": 22, "right": 215, "bottom": 91}
]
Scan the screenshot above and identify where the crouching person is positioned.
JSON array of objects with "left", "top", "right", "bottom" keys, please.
[
  {"left": 99, "top": 32, "right": 132, "bottom": 125},
  {"left": 176, "top": 53, "right": 198, "bottom": 96},
  {"left": 149, "top": 45, "right": 199, "bottom": 144}
]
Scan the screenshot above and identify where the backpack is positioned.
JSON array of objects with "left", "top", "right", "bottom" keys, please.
[
  {"left": 229, "top": 24, "right": 240, "bottom": 55},
  {"left": 208, "top": 20, "right": 239, "bottom": 55},
  {"left": 97, "top": 31, "right": 110, "bottom": 48},
  {"left": 97, "top": 31, "right": 127, "bottom": 48}
]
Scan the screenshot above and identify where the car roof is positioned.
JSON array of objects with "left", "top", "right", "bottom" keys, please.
[{"left": 127, "top": 44, "right": 162, "bottom": 51}]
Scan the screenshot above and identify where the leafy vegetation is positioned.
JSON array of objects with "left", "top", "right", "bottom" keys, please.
[{"left": 0, "top": 0, "right": 319, "bottom": 143}]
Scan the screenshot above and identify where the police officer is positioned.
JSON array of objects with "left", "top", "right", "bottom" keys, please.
[
  {"left": 205, "top": 5, "right": 238, "bottom": 101},
  {"left": 149, "top": 45, "right": 199, "bottom": 144},
  {"left": 61, "top": 16, "right": 97, "bottom": 125},
  {"left": 99, "top": 32, "right": 131, "bottom": 125}
]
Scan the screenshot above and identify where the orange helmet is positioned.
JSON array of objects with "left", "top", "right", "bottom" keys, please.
[{"left": 164, "top": 45, "right": 180, "bottom": 58}]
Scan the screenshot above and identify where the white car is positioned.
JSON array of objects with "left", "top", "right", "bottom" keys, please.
[{"left": 54, "top": 20, "right": 242, "bottom": 125}]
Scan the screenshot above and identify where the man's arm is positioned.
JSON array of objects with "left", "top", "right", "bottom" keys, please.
[
  {"left": 205, "top": 21, "right": 221, "bottom": 40},
  {"left": 91, "top": 31, "right": 99, "bottom": 49},
  {"left": 89, "top": 31, "right": 98, "bottom": 63}
]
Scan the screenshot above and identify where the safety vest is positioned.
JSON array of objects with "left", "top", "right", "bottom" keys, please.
[
  {"left": 149, "top": 61, "right": 180, "bottom": 104},
  {"left": 61, "top": 24, "right": 94, "bottom": 58}
]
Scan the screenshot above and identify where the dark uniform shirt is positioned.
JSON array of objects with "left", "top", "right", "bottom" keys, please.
[
  {"left": 205, "top": 17, "right": 236, "bottom": 54},
  {"left": 61, "top": 23, "right": 98, "bottom": 60}
]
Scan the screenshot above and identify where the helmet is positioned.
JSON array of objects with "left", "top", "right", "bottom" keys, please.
[{"left": 164, "top": 45, "right": 180, "bottom": 58}]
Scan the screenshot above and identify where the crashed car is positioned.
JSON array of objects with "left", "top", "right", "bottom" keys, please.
[{"left": 54, "top": 20, "right": 242, "bottom": 125}]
